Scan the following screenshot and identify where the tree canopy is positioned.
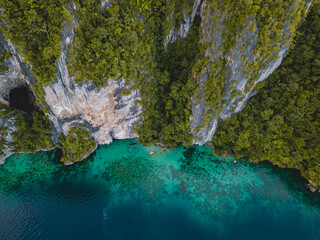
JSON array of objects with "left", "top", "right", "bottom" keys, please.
[
  {"left": 212, "top": 1, "right": 320, "bottom": 185},
  {"left": 58, "top": 125, "right": 97, "bottom": 163}
]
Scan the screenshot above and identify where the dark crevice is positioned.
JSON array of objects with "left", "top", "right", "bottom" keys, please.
[{"left": 9, "top": 86, "right": 37, "bottom": 114}]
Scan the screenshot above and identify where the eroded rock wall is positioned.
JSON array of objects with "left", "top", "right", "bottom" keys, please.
[
  {"left": 189, "top": 1, "right": 299, "bottom": 145},
  {"left": 0, "top": 112, "right": 17, "bottom": 164},
  {"left": 44, "top": 12, "right": 142, "bottom": 145},
  {"left": 0, "top": 34, "right": 28, "bottom": 102}
]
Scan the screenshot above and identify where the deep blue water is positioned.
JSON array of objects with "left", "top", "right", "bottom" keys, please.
[{"left": 0, "top": 139, "right": 319, "bottom": 240}]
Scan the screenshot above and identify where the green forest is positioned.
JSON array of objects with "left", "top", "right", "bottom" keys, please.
[
  {"left": 57, "top": 126, "right": 97, "bottom": 164},
  {"left": 212, "top": 1, "right": 320, "bottom": 185}
]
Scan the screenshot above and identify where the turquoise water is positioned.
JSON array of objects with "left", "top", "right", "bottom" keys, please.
[{"left": 0, "top": 139, "right": 319, "bottom": 239}]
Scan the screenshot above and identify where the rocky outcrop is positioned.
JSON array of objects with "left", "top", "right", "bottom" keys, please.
[
  {"left": 189, "top": 1, "right": 300, "bottom": 145},
  {"left": 165, "top": 0, "right": 203, "bottom": 45},
  {"left": 0, "top": 34, "right": 28, "bottom": 102},
  {"left": 308, "top": 180, "right": 320, "bottom": 193},
  {"left": 44, "top": 10, "right": 142, "bottom": 145},
  {"left": 0, "top": 111, "right": 17, "bottom": 164},
  {"left": 0, "top": 34, "right": 35, "bottom": 164},
  {"left": 163, "top": 0, "right": 304, "bottom": 145},
  {"left": 45, "top": 76, "right": 142, "bottom": 145}
]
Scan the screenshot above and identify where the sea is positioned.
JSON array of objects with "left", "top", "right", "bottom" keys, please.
[{"left": 0, "top": 139, "right": 319, "bottom": 240}]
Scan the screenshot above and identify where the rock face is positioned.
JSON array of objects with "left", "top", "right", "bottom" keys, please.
[
  {"left": 0, "top": 111, "right": 17, "bottom": 164},
  {"left": 165, "top": 0, "right": 203, "bottom": 45},
  {"left": 164, "top": 0, "right": 304, "bottom": 144},
  {"left": 190, "top": 46, "right": 288, "bottom": 145},
  {"left": 0, "top": 0, "right": 307, "bottom": 153},
  {"left": 308, "top": 180, "right": 320, "bottom": 193},
  {"left": 189, "top": 1, "right": 297, "bottom": 145},
  {"left": 0, "top": 34, "right": 28, "bottom": 103},
  {"left": 45, "top": 76, "right": 142, "bottom": 144},
  {"left": 43, "top": 14, "right": 142, "bottom": 145}
]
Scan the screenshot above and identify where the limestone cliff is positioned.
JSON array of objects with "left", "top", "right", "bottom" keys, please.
[
  {"left": 0, "top": 0, "right": 310, "bottom": 161},
  {"left": 44, "top": 15, "right": 142, "bottom": 145},
  {"left": 0, "top": 111, "right": 17, "bottom": 164},
  {"left": 190, "top": 1, "right": 296, "bottom": 144}
]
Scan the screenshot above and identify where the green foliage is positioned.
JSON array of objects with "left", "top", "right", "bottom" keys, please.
[
  {"left": 172, "top": 0, "right": 194, "bottom": 29},
  {"left": 58, "top": 126, "right": 97, "bottom": 163},
  {"left": 69, "top": 0, "right": 194, "bottom": 88},
  {"left": 69, "top": 0, "right": 202, "bottom": 146},
  {"left": 65, "top": 0, "right": 308, "bottom": 147},
  {"left": 11, "top": 110, "right": 54, "bottom": 153},
  {"left": 0, "top": 0, "right": 71, "bottom": 85},
  {"left": 212, "top": 2, "right": 320, "bottom": 185},
  {"left": 203, "top": 0, "right": 306, "bottom": 118},
  {"left": 70, "top": 0, "right": 148, "bottom": 87},
  {"left": 138, "top": 14, "right": 204, "bottom": 146},
  {"left": 0, "top": 48, "right": 11, "bottom": 71},
  {"left": 0, "top": 103, "right": 53, "bottom": 155},
  {"left": 0, "top": 0, "right": 72, "bottom": 106}
]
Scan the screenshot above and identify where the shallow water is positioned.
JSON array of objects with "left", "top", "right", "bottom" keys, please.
[{"left": 0, "top": 139, "right": 319, "bottom": 240}]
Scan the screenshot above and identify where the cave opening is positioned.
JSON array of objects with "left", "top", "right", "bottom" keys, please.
[{"left": 9, "top": 86, "right": 36, "bottom": 114}]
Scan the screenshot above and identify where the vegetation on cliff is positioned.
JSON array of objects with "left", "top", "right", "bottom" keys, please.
[
  {"left": 57, "top": 126, "right": 97, "bottom": 164},
  {"left": 0, "top": 48, "right": 11, "bottom": 72},
  {"left": 11, "top": 111, "right": 54, "bottom": 153},
  {"left": 0, "top": 0, "right": 316, "bottom": 172},
  {"left": 202, "top": 0, "right": 306, "bottom": 122},
  {"left": 0, "top": 0, "right": 72, "bottom": 106},
  {"left": 69, "top": 0, "right": 307, "bottom": 146},
  {"left": 0, "top": 0, "right": 71, "bottom": 85},
  {"left": 70, "top": 0, "right": 152, "bottom": 87},
  {"left": 69, "top": 0, "right": 200, "bottom": 146},
  {"left": 0, "top": 104, "right": 53, "bottom": 155},
  {"left": 0, "top": 103, "right": 95, "bottom": 163},
  {"left": 212, "top": 1, "right": 320, "bottom": 185}
]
